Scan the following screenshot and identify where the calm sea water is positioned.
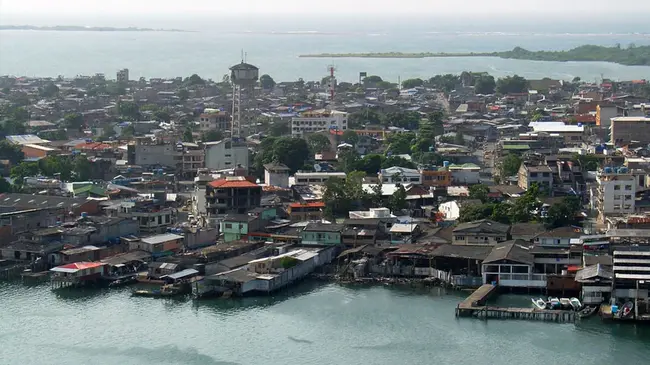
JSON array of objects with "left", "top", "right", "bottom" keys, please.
[
  {"left": 1, "top": 281, "right": 649, "bottom": 365},
  {"left": 0, "top": 16, "right": 649, "bottom": 82}
]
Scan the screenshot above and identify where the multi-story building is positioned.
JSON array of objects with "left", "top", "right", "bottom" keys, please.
[
  {"left": 264, "top": 163, "right": 290, "bottom": 188},
  {"left": 181, "top": 146, "right": 205, "bottom": 179},
  {"left": 107, "top": 200, "right": 176, "bottom": 234},
  {"left": 204, "top": 139, "right": 249, "bottom": 172},
  {"left": 131, "top": 138, "right": 181, "bottom": 169},
  {"left": 448, "top": 163, "right": 481, "bottom": 184},
  {"left": 518, "top": 163, "right": 553, "bottom": 192},
  {"left": 116, "top": 68, "right": 129, "bottom": 83},
  {"left": 613, "top": 246, "right": 650, "bottom": 304},
  {"left": 420, "top": 167, "right": 452, "bottom": 188},
  {"left": 206, "top": 176, "right": 262, "bottom": 215},
  {"left": 293, "top": 171, "right": 346, "bottom": 185},
  {"left": 287, "top": 202, "right": 325, "bottom": 222},
  {"left": 596, "top": 167, "right": 636, "bottom": 222},
  {"left": 198, "top": 109, "right": 230, "bottom": 133},
  {"left": 610, "top": 116, "right": 650, "bottom": 146},
  {"left": 379, "top": 166, "right": 422, "bottom": 184},
  {"left": 291, "top": 109, "right": 348, "bottom": 137}
]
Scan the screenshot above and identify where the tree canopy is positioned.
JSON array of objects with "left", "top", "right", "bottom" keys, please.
[
  {"left": 39, "top": 82, "right": 59, "bottom": 98},
  {"left": 307, "top": 133, "right": 331, "bottom": 153},
  {"left": 496, "top": 75, "right": 528, "bottom": 94},
  {"left": 341, "top": 130, "right": 359, "bottom": 145},
  {"left": 500, "top": 154, "right": 522, "bottom": 177},
  {"left": 117, "top": 101, "right": 141, "bottom": 121},
  {"left": 0, "top": 140, "right": 25, "bottom": 165},
  {"left": 254, "top": 137, "right": 311, "bottom": 174},
  {"left": 259, "top": 74, "right": 276, "bottom": 89},
  {"left": 474, "top": 75, "right": 496, "bottom": 94},
  {"left": 401, "top": 78, "right": 424, "bottom": 89},
  {"left": 201, "top": 130, "right": 223, "bottom": 142},
  {"left": 63, "top": 112, "right": 84, "bottom": 130},
  {"left": 185, "top": 74, "right": 205, "bottom": 86}
]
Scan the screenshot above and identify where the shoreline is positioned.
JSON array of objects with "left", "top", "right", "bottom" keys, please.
[{"left": 0, "top": 25, "right": 192, "bottom": 32}]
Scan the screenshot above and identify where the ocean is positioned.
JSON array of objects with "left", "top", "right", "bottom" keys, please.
[
  {"left": 0, "top": 15, "right": 649, "bottom": 82},
  {"left": 1, "top": 281, "right": 649, "bottom": 365}
]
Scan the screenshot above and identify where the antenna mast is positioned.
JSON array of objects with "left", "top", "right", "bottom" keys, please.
[{"left": 327, "top": 65, "right": 336, "bottom": 104}]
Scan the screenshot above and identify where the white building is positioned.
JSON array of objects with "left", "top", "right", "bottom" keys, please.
[
  {"left": 596, "top": 167, "right": 636, "bottom": 221},
  {"left": 198, "top": 109, "right": 230, "bottom": 133},
  {"left": 438, "top": 200, "right": 481, "bottom": 221},
  {"left": 379, "top": 166, "right": 422, "bottom": 184},
  {"left": 291, "top": 109, "right": 347, "bottom": 137},
  {"left": 264, "top": 163, "right": 290, "bottom": 188},
  {"left": 448, "top": 163, "right": 481, "bottom": 184},
  {"left": 117, "top": 68, "right": 129, "bottom": 83},
  {"left": 204, "top": 139, "right": 249, "bottom": 171},
  {"left": 292, "top": 171, "right": 346, "bottom": 185}
]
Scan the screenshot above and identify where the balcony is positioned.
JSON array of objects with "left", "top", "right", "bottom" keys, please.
[{"left": 484, "top": 273, "right": 547, "bottom": 288}]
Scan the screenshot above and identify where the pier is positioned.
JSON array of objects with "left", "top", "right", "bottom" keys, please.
[{"left": 455, "top": 284, "right": 576, "bottom": 323}]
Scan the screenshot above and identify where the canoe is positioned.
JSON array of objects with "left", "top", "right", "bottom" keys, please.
[
  {"left": 532, "top": 298, "right": 547, "bottom": 310},
  {"left": 578, "top": 306, "right": 598, "bottom": 318},
  {"left": 570, "top": 297, "right": 582, "bottom": 311}
]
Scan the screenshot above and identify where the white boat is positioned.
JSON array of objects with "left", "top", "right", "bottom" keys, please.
[
  {"left": 569, "top": 297, "right": 582, "bottom": 311},
  {"left": 560, "top": 298, "right": 572, "bottom": 309},
  {"left": 532, "top": 298, "right": 547, "bottom": 310},
  {"left": 548, "top": 297, "right": 561, "bottom": 309}
]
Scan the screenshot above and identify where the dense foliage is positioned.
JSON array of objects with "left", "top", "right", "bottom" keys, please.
[{"left": 496, "top": 45, "right": 650, "bottom": 66}]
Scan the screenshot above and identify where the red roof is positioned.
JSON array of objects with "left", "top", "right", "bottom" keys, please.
[
  {"left": 208, "top": 178, "right": 259, "bottom": 189},
  {"left": 60, "top": 262, "right": 105, "bottom": 270},
  {"left": 289, "top": 202, "right": 325, "bottom": 208}
]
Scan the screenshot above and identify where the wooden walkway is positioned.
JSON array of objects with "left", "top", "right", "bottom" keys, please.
[{"left": 458, "top": 284, "right": 496, "bottom": 309}]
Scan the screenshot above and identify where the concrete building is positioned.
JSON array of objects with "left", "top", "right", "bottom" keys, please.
[
  {"left": 529, "top": 122, "right": 584, "bottom": 145},
  {"left": 379, "top": 166, "right": 422, "bottom": 184},
  {"left": 132, "top": 138, "right": 181, "bottom": 169},
  {"left": 448, "top": 163, "right": 481, "bottom": 184},
  {"left": 204, "top": 139, "right": 249, "bottom": 172},
  {"left": 116, "top": 68, "right": 129, "bottom": 83},
  {"left": 263, "top": 163, "right": 290, "bottom": 188},
  {"left": 291, "top": 109, "right": 348, "bottom": 137},
  {"left": 205, "top": 176, "right": 262, "bottom": 215},
  {"left": 420, "top": 167, "right": 452, "bottom": 187},
  {"left": 293, "top": 171, "right": 346, "bottom": 185},
  {"left": 198, "top": 110, "right": 230, "bottom": 133},
  {"left": 596, "top": 167, "right": 636, "bottom": 222},
  {"left": 518, "top": 163, "right": 553, "bottom": 192},
  {"left": 452, "top": 219, "right": 510, "bottom": 245},
  {"left": 610, "top": 117, "right": 650, "bottom": 146}
]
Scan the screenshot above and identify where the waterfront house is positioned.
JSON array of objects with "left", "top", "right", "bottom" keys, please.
[
  {"left": 148, "top": 262, "right": 180, "bottom": 279},
  {"left": 612, "top": 246, "right": 650, "bottom": 303},
  {"left": 50, "top": 262, "right": 107, "bottom": 286},
  {"left": 575, "top": 264, "right": 614, "bottom": 306},
  {"left": 341, "top": 227, "right": 377, "bottom": 247},
  {"left": 481, "top": 240, "right": 546, "bottom": 288},
  {"left": 452, "top": 219, "right": 510, "bottom": 245},
  {"left": 531, "top": 245, "right": 582, "bottom": 275},
  {"left": 128, "top": 233, "right": 183, "bottom": 258},
  {"left": 206, "top": 177, "right": 262, "bottom": 215},
  {"left": 101, "top": 250, "right": 151, "bottom": 280},
  {"left": 0, "top": 239, "right": 63, "bottom": 263},
  {"left": 287, "top": 202, "right": 325, "bottom": 222},
  {"left": 390, "top": 223, "right": 421, "bottom": 244},
  {"left": 300, "top": 223, "right": 344, "bottom": 246},
  {"left": 220, "top": 214, "right": 258, "bottom": 243}
]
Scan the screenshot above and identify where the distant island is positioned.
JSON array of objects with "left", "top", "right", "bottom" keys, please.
[
  {"left": 299, "top": 45, "right": 650, "bottom": 66},
  {"left": 0, "top": 25, "right": 191, "bottom": 32}
]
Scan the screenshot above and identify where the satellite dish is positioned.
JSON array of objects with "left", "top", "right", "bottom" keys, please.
[{"left": 314, "top": 164, "right": 322, "bottom": 172}]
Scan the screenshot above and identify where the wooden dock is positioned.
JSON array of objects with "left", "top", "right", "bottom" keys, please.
[{"left": 455, "top": 284, "right": 575, "bottom": 323}]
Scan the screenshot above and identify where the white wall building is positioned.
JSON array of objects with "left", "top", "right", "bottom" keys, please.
[
  {"left": 449, "top": 163, "right": 481, "bottom": 184},
  {"left": 204, "top": 139, "right": 249, "bottom": 171},
  {"left": 596, "top": 167, "right": 636, "bottom": 220},
  {"left": 264, "top": 163, "right": 290, "bottom": 188},
  {"left": 198, "top": 109, "right": 230, "bottom": 133},
  {"left": 291, "top": 109, "right": 347, "bottom": 137},
  {"left": 293, "top": 171, "right": 346, "bottom": 185},
  {"left": 379, "top": 166, "right": 422, "bottom": 184}
]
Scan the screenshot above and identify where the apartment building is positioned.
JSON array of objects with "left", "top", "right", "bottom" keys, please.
[
  {"left": 610, "top": 116, "right": 650, "bottom": 146},
  {"left": 596, "top": 167, "right": 636, "bottom": 222},
  {"left": 198, "top": 109, "right": 230, "bottom": 133},
  {"left": 291, "top": 109, "right": 347, "bottom": 137}
]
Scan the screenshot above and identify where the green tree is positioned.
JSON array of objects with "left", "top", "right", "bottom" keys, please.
[
  {"left": 201, "top": 130, "right": 223, "bottom": 142},
  {"left": 177, "top": 89, "right": 190, "bottom": 102},
  {"left": 117, "top": 101, "right": 141, "bottom": 121},
  {"left": 73, "top": 157, "right": 92, "bottom": 181},
  {"left": 574, "top": 154, "right": 600, "bottom": 171},
  {"left": 337, "top": 148, "right": 361, "bottom": 173},
  {"left": 358, "top": 154, "right": 384, "bottom": 175},
  {"left": 401, "top": 78, "right": 424, "bottom": 89},
  {"left": 459, "top": 203, "right": 495, "bottom": 222},
  {"left": 0, "top": 178, "right": 13, "bottom": 193},
  {"left": 0, "top": 140, "right": 25, "bottom": 165},
  {"left": 307, "top": 133, "right": 331, "bottom": 152},
  {"left": 383, "top": 111, "right": 421, "bottom": 130},
  {"left": 363, "top": 75, "right": 383, "bottom": 85},
  {"left": 475, "top": 75, "right": 496, "bottom": 94},
  {"left": 454, "top": 131, "right": 465, "bottom": 145},
  {"left": 500, "top": 154, "right": 522, "bottom": 177},
  {"left": 341, "top": 130, "right": 359, "bottom": 146},
  {"left": 186, "top": 74, "right": 205, "bottom": 86},
  {"left": 182, "top": 128, "right": 194, "bottom": 142},
  {"left": 386, "top": 132, "right": 416, "bottom": 155},
  {"left": 268, "top": 121, "right": 289, "bottom": 137},
  {"left": 348, "top": 109, "right": 383, "bottom": 129},
  {"left": 153, "top": 109, "right": 171, "bottom": 123},
  {"left": 63, "top": 112, "right": 84, "bottom": 131},
  {"left": 496, "top": 75, "right": 528, "bottom": 94},
  {"left": 121, "top": 124, "right": 135, "bottom": 137},
  {"left": 259, "top": 74, "right": 276, "bottom": 89},
  {"left": 545, "top": 195, "right": 581, "bottom": 228},
  {"left": 509, "top": 183, "right": 542, "bottom": 223},
  {"left": 270, "top": 137, "right": 310, "bottom": 173},
  {"left": 388, "top": 184, "right": 407, "bottom": 212},
  {"left": 369, "top": 179, "right": 384, "bottom": 207},
  {"left": 10, "top": 162, "right": 39, "bottom": 185},
  {"left": 428, "top": 74, "right": 459, "bottom": 93},
  {"left": 469, "top": 184, "right": 490, "bottom": 203},
  {"left": 39, "top": 156, "right": 73, "bottom": 180},
  {"left": 381, "top": 156, "right": 416, "bottom": 169},
  {"left": 39, "top": 82, "right": 59, "bottom": 98},
  {"left": 322, "top": 177, "right": 351, "bottom": 219}
]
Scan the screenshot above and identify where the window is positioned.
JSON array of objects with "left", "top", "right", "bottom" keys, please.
[
  {"left": 613, "top": 204, "right": 621, "bottom": 210},
  {"left": 542, "top": 172, "right": 550, "bottom": 177},
  {"left": 625, "top": 185, "right": 632, "bottom": 190},
  {"left": 614, "top": 185, "right": 621, "bottom": 190},
  {"left": 530, "top": 172, "right": 538, "bottom": 177},
  {"left": 625, "top": 195, "right": 632, "bottom": 200},
  {"left": 455, "top": 235, "right": 465, "bottom": 241},
  {"left": 614, "top": 195, "right": 621, "bottom": 200},
  {"left": 225, "top": 223, "right": 232, "bottom": 229}
]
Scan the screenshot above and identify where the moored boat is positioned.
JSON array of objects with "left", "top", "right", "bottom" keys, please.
[
  {"left": 578, "top": 306, "right": 598, "bottom": 318},
  {"left": 548, "top": 297, "right": 561, "bottom": 309},
  {"left": 621, "top": 301, "right": 634, "bottom": 318},
  {"left": 569, "top": 297, "right": 582, "bottom": 311},
  {"left": 532, "top": 298, "right": 547, "bottom": 310},
  {"left": 559, "top": 298, "right": 572, "bottom": 309}
]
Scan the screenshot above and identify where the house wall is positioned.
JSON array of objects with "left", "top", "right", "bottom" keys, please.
[
  {"left": 421, "top": 170, "right": 452, "bottom": 187},
  {"left": 135, "top": 144, "right": 179, "bottom": 168},
  {"left": 453, "top": 233, "right": 507, "bottom": 245},
  {"left": 184, "top": 228, "right": 218, "bottom": 249},
  {"left": 205, "top": 142, "right": 249, "bottom": 171},
  {"left": 221, "top": 221, "right": 248, "bottom": 242},
  {"left": 301, "top": 231, "right": 341, "bottom": 245},
  {"left": 438, "top": 201, "right": 461, "bottom": 220},
  {"left": 450, "top": 169, "right": 480, "bottom": 184},
  {"left": 265, "top": 170, "right": 289, "bottom": 188}
]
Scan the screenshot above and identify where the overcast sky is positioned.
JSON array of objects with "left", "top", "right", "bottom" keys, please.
[{"left": 1, "top": 0, "right": 648, "bottom": 16}]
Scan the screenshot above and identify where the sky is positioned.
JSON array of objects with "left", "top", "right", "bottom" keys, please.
[{"left": 1, "top": 0, "right": 649, "bottom": 17}]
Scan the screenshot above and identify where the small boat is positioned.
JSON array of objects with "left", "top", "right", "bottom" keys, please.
[
  {"left": 532, "top": 298, "right": 547, "bottom": 310},
  {"left": 548, "top": 297, "right": 561, "bottom": 309},
  {"left": 578, "top": 306, "right": 598, "bottom": 318},
  {"left": 621, "top": 301, "right": 634, "bottom": 318},
  {"left": 559, "top": 298, "right": 572, "bottom": 309},
  {"left": 569, "top": 297, "right": 582, "bottom": 311}
]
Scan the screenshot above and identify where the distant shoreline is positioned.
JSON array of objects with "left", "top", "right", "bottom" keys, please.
[
  {"left": 0, "top": 25, "right": 192, "bottom": 32},
  {"left": 299, "top": 45, "right": 650, "bottom": 66}
]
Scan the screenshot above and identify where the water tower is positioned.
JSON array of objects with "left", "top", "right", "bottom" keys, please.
[{"left": 229, "top": 60, "right": 259, "bottom": 138}]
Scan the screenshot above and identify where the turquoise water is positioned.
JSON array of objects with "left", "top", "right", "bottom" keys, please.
[
  {"left": 0, "top": 17, "right": 649, "bottom": 82},
  {"left": 1, "top": 281, "right": 649, "bottom": 365}
]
